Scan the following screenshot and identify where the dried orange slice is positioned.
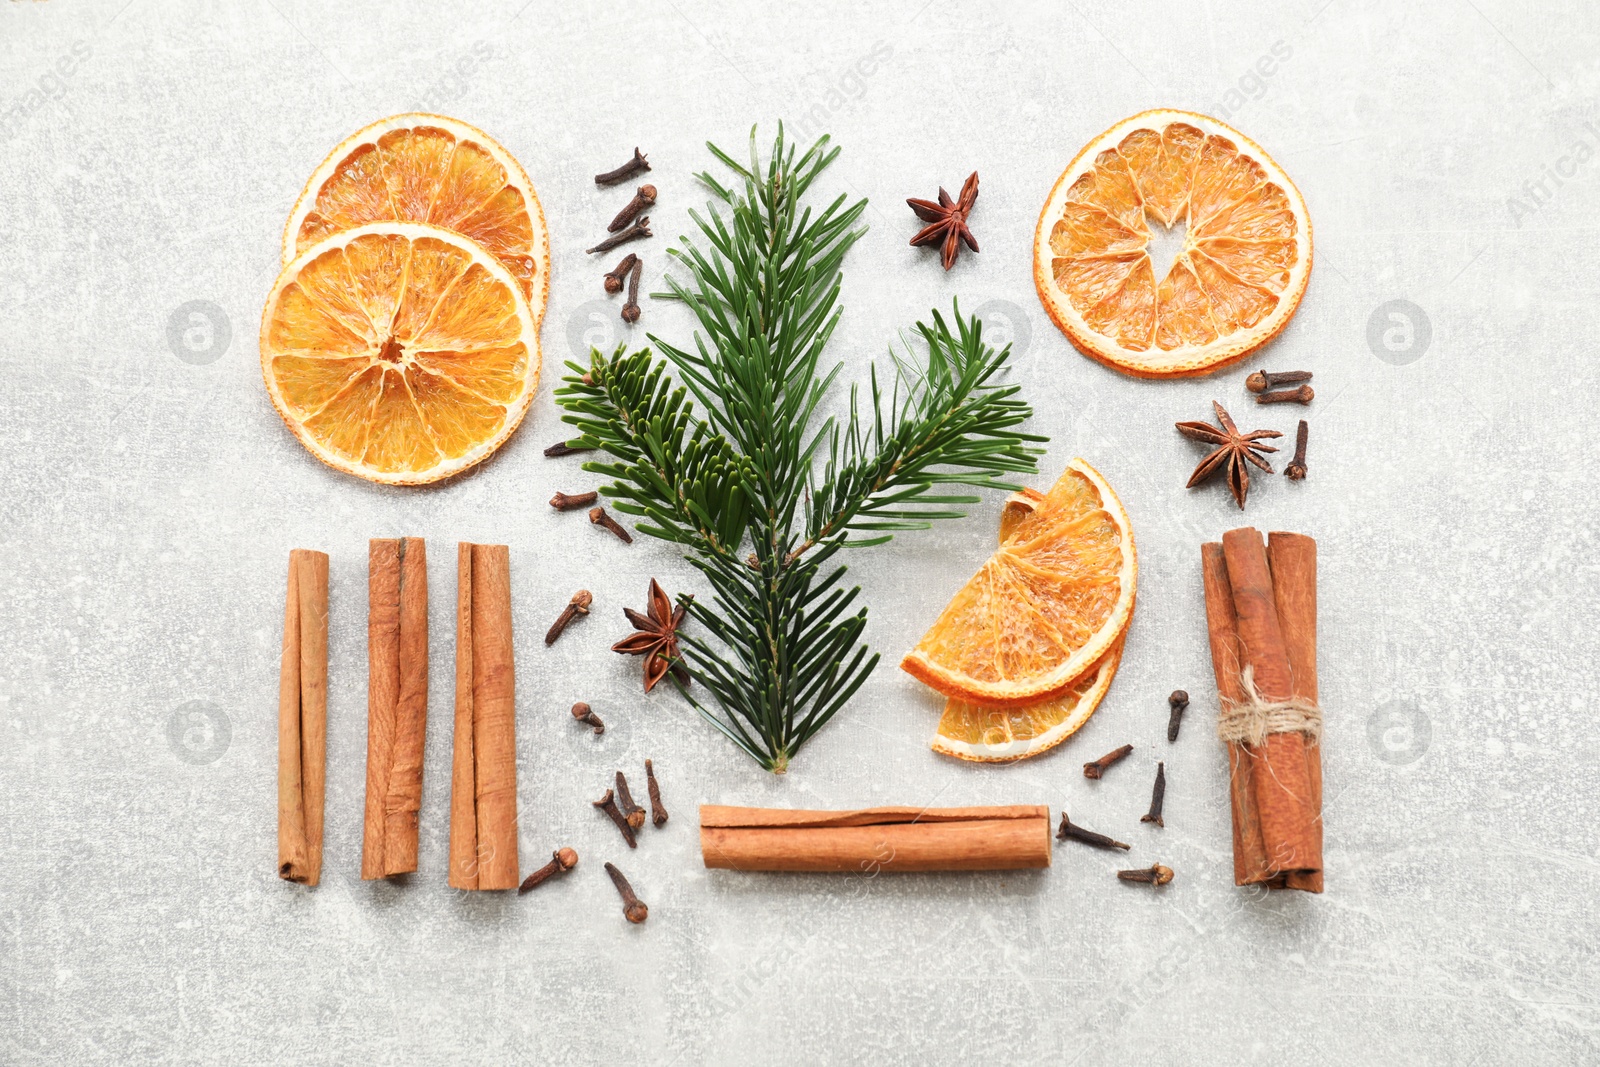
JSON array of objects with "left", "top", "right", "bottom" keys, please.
[
  {"left": 283, "top": 114, "right": 549, "bottom": 321},
  {"left": 1034, "top": 109, "right": 1311, "bottom": 378},
  {"left": 261, "top": 221, "right": 539, "bottom": 485},
  {"left": 932, "top": 635, "right": 1124, "bottom": 762},
  {"left": 901, "top": 459, "right": 1137, "bottom": 707}
]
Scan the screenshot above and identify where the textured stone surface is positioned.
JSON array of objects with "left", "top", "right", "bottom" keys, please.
[{"left": 2, "top": 0, "right": 1597, "bottom": 1063}]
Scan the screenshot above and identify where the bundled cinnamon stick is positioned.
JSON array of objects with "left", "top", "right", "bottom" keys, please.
[
  {"left": 700, "top": 805, "right": 1052, "bottom": 873},
  {"left": 362, "top": 538, "right": 428, "bottom": 880},
  {"left": 278, "top": 549, "right": 328, "bottom": 886},
  {"left": 1201, "top": 528, "right": 1323, "bottom": 891},
  {"left": 448, "top": 543, "right": 520, "bottom": 890}
]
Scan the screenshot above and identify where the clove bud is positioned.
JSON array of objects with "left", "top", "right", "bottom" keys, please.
[
  {"left": 592, "top": 788, "right": 637, "bottom": 848},
  {"left": 544, "top": 439, "right": 595, "bottom": 458},
  {"left": 603, "top": 253, "right": 638, "bottom": 294},
  {"left": 1285, "top": 419, "right": 1309, "bottom": 480},
  {"left": 621, "top": 256, "right": 643, "bottom": 324},
  {"left": 518, "top": 847, "right": 578, "bottom": 893},
  {"left": 589, "top": 506, "right": 634, "bottom": 544},
  {"left": 1245, "top": 369, "right": 1312, "bottom": 393},
  {"left": 1083, "top": 743, "right": 1134, "bottom": 780},
  {"left": 1256, "top": 383, "right": 1314, "bottom": 405},
  {"left": 1117, "top": 863, "right": 1174, "bottom": 886},
  {"left": 571, "top": 701, "right": 605, "bottom": 735},
  {"left": 595, "top": 147, "right": 650, "bottom": 186},
  {"left": 645, "top": 758, "right": 668, "bottom": 827},
  {"left": 604, "top": 861, "right": 649, "bottom": 923},
  {"left": 615, "top": 770, "right": 646, "bottom": 831},
  {"left": 1056, "top": 812, "right": 1129, "bottom": 851},
  {"left": 1141, "top": 762, "right": 1167, "bottom": 827},
  {"left": 586, "top": 216, "right": 650, "bottom": 255},
  {"left": 544, "top": 590, "right": 593, "bottom": 646},
  {"left": 608, "top": 185, "right": 657, "bottom": 232},
  {"left": 1166, "top": 690, "right": 1188, "bottom": 742},
  {"left": 550, "top": 490, "right": 599, "bottom": 511}
]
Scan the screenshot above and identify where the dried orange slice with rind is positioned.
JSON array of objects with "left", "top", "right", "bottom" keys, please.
[
  {"left": 901, "top": 458, "right": 1137, "bottom": 707},
  {"left": 1034, "top": 109, "right": 1311, "bottom": 378},
  {"left": 932, "top": 635, "right": 1124, "bottom": 763},
  {"left": 283, "top": 114, "right": 550, "bottom": 322},
  {"left": 261, "top": 221, "right": 539, "bottom": 485}
]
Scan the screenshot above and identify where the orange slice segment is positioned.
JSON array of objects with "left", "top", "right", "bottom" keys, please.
[
  {"left": 260, "top": 221, "right": 540, "bottom": 485},
  {"left": 282, "top": 114, "right": 549, "bottom": 322},
  {"left": 901, "top": 459, "right": 1137, "bottom": 708},
  {"left": 931, "top": 636, "right": 1123, "bottom": 762},
  {"left": 1034, "top": 109, "right": 1311, "bottom": 378}
]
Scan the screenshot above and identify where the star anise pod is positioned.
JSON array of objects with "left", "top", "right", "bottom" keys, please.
[
  {"left": 907, "top": 171, "right": 979, "bottom": 270},
  {"left": 612, "top": 579, "right": 690, "bottom": 692},
  {"left": 1175, "top": 401, "right": 1282, "bottom": 509}
]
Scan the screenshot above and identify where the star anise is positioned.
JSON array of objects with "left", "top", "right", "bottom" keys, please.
[
  {"left": 907, "top": 171, "right": 979, "bottom": 270},
  {"left": 1175, "top": 401, "right": 1282, "bottom": 509},
  {"left": 612, "top": 579, "right": 690, "bottom": 692}
]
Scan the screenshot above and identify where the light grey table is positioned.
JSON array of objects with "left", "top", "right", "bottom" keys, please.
[{"left": 3, "top": 1, "right": 1596, "bottom": 1063}]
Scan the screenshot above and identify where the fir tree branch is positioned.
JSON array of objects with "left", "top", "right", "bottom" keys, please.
[
  {"left": 799, "top": 302, "right": 1047, "bottom": 557},
  {"left": 553, "top": 126, "right": 1042, "bottom": 774}
]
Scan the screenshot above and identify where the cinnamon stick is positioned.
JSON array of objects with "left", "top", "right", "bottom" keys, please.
[
  {"left": 1221, "top": 528, "right": 1319, "bottom": 881},
  {"left": 1201, "top": 542, "right": 1273, "bottom": 886},
  {"left": 278, "top": 549, "right": 328, "bottom": 886},
  {"left": 700, "top": 805, "right": 1052, "bottom": 873},
  {"left": 448, "top": 543, "right": 520, "bottom": 890},
  {"left": 1269, "top": 531, "right": 1323, "bottom": 893},
  {"left": 362, "top": 538, "right": 428, "bottom": 879}
]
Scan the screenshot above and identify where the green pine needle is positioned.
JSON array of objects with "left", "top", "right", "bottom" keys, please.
[{"left": 554, "top": 125, "right": 1044, "bottom": 773}]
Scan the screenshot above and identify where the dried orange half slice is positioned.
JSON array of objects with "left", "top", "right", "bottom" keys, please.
[
  {"left": 261, "top": 221, "right": 539, "bottom": 485},
  {"left": 283, "top": 114, "right": 549, "bottom": 321},
  {"left": 932, "top": 635, "right": 1124, "bottom": 763},
  {"left": 1034, "top": 109, "right": 1311, "bottom": 378},
  {"left": 901, "top": 459, "right": 1137, "bottom": 707}
]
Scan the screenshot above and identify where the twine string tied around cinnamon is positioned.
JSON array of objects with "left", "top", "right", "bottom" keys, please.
[{"left": 1217, "top": 665, "right": 1322, "bottom": 747}]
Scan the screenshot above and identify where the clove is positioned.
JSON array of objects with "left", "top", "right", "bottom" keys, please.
[
  {"left": 586, "top": 216, "right": 650, "bottom": 255},
  {"left": 595, "top": 147, "right": 650, "bottom": 186},
  {"left": 550, "top": 490, "right": 599, "bottom": 511},
  {"left": 592, "top": 788, "right": 637, "bottom": 848},
  {"left": 571, "top": 701, "right": 605, "bottom": 735},
  {"left": 1055, "top": 812, "right": 1129, "bottom": 851},
  {"left": 603, "top": 253, "right": 638, "bottom": 294},
  {"left": 518, "top": 847, "right": 578, "bottom": 893},
  {"left": 544, "top": 439, "right": 596, "bottom": 458},
  {"left": 1256, "top": 383, "right": 1314, "bottom": 405},
  {"left": 589, "top": 506, "right": 633, "bottom": 544},
  {"left": 544, "top": 589, "right": 593, "bottom": 645},
  {"left": 604, "top": 861, "right": 649, "bottom": 923},
  {"left": 1117, "top": 863, "right": 1174, "bottom": 886},
  {"left": 621, "top": 256, "right": 643, "bottom": 324},
  {"left": 1245, "top": 369, "right": 1312, "bottom": 393},
  {"left": 1141, "top": 762, "right": 1167, "bottom": 827},
  {"left": 1083, "top": 743, "right": 1134, "bottom": 780},
  {"left": 615, "top": 770, "right": 646, "bottom": 831},
  {"left": 608, "top": 184, "right": 657, "bottom": 232},
  {"left": 1285, "top": 419, "right": 1309, "bottom": 481},
  {"left": 645, "top": 758, "right": 668, "bottom": 826},
  {"left": 1166, "top": 690, "right": 1188, "bottom": 743}
]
